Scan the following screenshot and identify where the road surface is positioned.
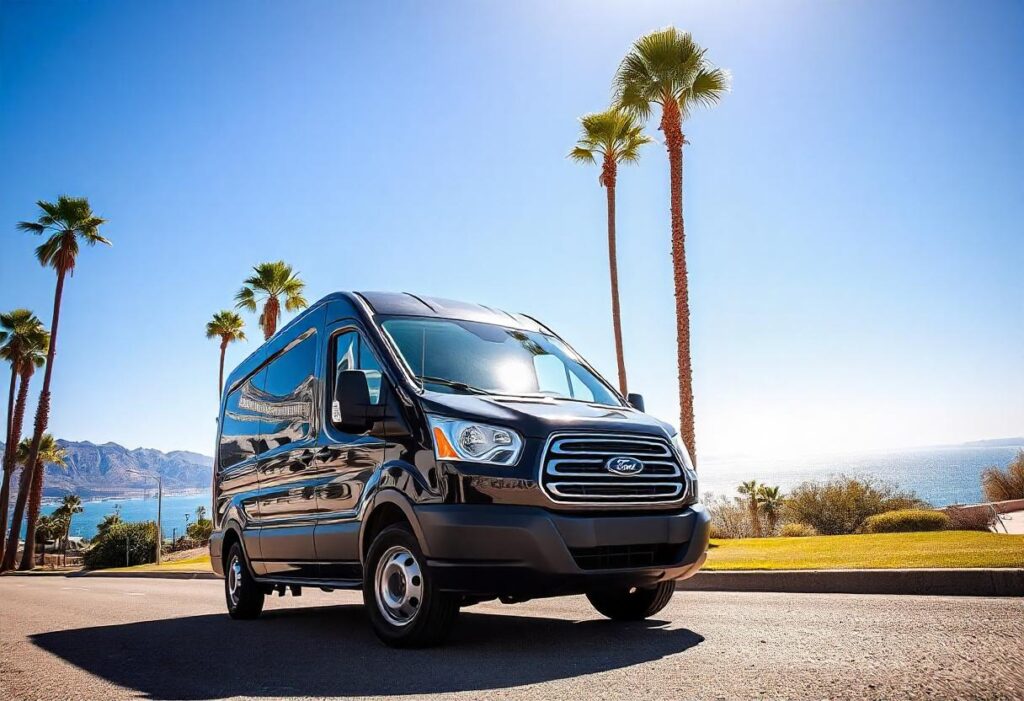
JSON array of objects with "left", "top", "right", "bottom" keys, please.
[{"left": 1, "top": 575, "right": 1021, "bottom": 700}]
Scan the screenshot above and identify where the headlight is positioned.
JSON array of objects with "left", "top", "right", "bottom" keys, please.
[
  {"left": 427, "top": 415, "right": 523, "bottom": 466},
  {"left": 670, "top": 433, "right": 699, "bottom": 494}
]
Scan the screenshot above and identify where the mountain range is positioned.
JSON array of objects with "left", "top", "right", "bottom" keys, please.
[{"left": 0, "top": 439, "right": 213, "bottom": 498}]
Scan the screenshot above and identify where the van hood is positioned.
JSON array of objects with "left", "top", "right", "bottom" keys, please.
[{"left": 416, "top": 391, "right": 676, "bottom": 440}]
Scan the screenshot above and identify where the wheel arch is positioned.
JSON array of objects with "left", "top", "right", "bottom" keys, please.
[
  {"left": 359, "top": 490, "right": 429, "bottom": 564},
  {"left": 219, "top": 520, "right": 258, "bottom": 578}
]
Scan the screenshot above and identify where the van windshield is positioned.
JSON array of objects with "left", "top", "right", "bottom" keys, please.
[{"left": 380, "top": 317, "right": 621, "bottom": 405}]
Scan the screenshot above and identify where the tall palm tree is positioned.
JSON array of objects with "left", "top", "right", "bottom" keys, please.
[
  {"left": 206, "top": 311, "right": 247, "bottom": 397},
  {"left": 570, "top": 108, "right": 652, "bottom": 396},
  {"left": 16, "top": 434, "right": 66, "bottom": 569},
  {"left": 757, "top": 484, "right": 784, "bottom": 536},
  {"left": 614, "top": 27, "right": 729, "bottom": 466},
  {"left": 2, "top": 195, "right": 109, "bottom": 571},
  {"left": 737, "top": 480, "right": 762, "bottom": 538},
  {"left": 235, "top": 261, "right": 307, "bottom": 340},
  {"left": 0, "top": 311, "right": 48, "bottom": 555}
]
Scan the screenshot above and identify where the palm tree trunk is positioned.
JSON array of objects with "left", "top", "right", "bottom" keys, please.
[
  {"left": 603, "top": 161, "right": 628, "bottom": 397},
  {"left": 749, "top": 501, "right": 762, "bottom": 538},
  {"left": 5, "top": 366, "right": 15, "bottom": 452},
  {"left": 262, "top": 296, "right": 280, "bottom": 340},
  {"left": 661, "top": 100, "right": 697, "bottom": 467},
  {"left": 2, "top": 270, "right": 64, "bottom": 571},
  {"left": 0, "top": 367, "right": 31, "bottom": 555},
  {"left": 18, "top": 459, "right": 44, "bottom": 570},
  {"left": 1, "top": 366, "right": 18, "bottom": 554},
  {"left": 218, "top": 339, "right": 228, "bottom": 397}
]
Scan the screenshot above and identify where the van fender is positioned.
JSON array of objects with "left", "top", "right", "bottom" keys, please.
[
  {"left": 358, "top": 461, "right": 438, "bottom": 563},
  {"left": 214, "top": 515, "right": 259, "bottom": 579}
]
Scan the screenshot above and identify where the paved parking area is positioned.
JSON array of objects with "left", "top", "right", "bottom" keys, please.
[{"left": 1, "top": 576, "right": 1021, "bottom": 700}]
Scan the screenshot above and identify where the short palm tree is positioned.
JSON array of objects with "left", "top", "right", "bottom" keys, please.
[
  {"left": 0, "top": 310, "right": 48, "bottom": 555},
  {"left": 2, "top": 195, "right": 109, "bottom": 571},
  {"left": 16, "top": 434, "right": 66, "bottom": 569},
  {"left": 52, "top": 493, "right": 83, "bottom": 566},
  {"left": 614, "top": 27, "right": 729, "bottom": 466},
  {"left": 757, "top": 484, "right": 784, "bottom": 536},
  {"left": 206, "top": 311, "right": 247, "bottom": 396},
  {"left": 235, "top": 261, "right": 308, "bottom": 340},
  {"left": 570, "top": 108, "right": 652, "bottom": 396},
  {"left": 737, "top": 480, "right": 763, "bottom": 537}
]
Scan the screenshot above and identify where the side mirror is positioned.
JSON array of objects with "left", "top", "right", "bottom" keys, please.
[
  {"left": 333, "top": 370, "right": 372, "bottom": 430},
  {"left": 626, "top": 393, "right": 645, "bottom": 412}
]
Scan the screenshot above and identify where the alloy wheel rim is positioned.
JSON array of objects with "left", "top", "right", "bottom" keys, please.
[
  {"left": 228, "top": 555, "right": 242, "bottom": 606},
  {"left": 374, "top": 545, "right": 423, "bottom": 627}
]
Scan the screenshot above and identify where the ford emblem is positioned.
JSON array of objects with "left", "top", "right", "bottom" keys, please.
[{"left": 605, "top": 456, "right": 644, "bottom": 475}]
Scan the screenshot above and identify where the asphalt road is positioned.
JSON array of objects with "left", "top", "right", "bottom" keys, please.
[{"left": 1, "top": 576, "right": 1021, "bottom": 701}]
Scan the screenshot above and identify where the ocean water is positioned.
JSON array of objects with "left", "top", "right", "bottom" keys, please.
[
  {"left": 34, "top": 444, "right": 1024, "bottom": 539},
  {"left": 698, "top": 444, "right": 1024, "bottom": 507},
  {"left": 39, "top": 492, "right": 212, "bottom": 541}
]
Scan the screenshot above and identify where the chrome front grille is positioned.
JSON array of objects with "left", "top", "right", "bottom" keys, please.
[{"left": 540, "top": 433, "right": 688, "bottom": 504}]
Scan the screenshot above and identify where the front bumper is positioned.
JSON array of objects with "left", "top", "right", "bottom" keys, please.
[{"left": 414, "top": 502, "right": 710, "bottom": 598}]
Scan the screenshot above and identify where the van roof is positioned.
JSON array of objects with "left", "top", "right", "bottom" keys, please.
[{"left": 355, "top": 291, "right": 549, "bottom": 334}]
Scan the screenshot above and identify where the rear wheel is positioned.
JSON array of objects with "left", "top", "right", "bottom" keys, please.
[
  {"left": 363, "top": 523, "right": 459, "bottom": 647},
  {"left": 586, "top": 581, "right": 675, "bottom": 620},
  {"left": 225, "top": 542, "right": 264, "bottom": 620}
]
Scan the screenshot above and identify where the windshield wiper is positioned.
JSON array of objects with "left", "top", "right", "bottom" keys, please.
[{"left": 415, "top": 375, "right": 489, "bottom": 395}]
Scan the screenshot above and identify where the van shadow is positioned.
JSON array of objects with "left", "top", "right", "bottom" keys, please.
[{"left": 31, "top": 604, "right": 704, "bottom": 699}]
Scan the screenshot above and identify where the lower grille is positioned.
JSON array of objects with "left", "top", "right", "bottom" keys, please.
[
  {"left": 569, "top": 543, "right": 681, "bottom": 570},
  {"left": 540, "top": 432, "right": 688, "bottom": 505}
]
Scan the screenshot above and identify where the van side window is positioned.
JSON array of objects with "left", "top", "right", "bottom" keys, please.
[
  {"left": 261, "top": 331, "right": 318, "bottom": 450},
  {"left": 219, "top": 369, "right": 266, "bottom": 470},
  {"left": 333, "top": 330, "right": 384, "bottom": 410}
]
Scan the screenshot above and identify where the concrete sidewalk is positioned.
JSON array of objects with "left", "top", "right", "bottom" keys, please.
[{"left": 677, "top": 568, "right": 1024, "bottom": 597}]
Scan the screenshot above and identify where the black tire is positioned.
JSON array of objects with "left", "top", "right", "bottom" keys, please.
[
  {"left": 586, "top": 581, "right": 675, "bottom": 621},
  {"left": 362, "top": 523, "right": 459, "bottom": 647},
  {"left": 225, "top": 542, "right": 264, "bottom": 620}
]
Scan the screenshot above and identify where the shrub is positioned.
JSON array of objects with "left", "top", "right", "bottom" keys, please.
[
  {"left": 784, "top": 475, "right": 926, "bottom": 535},
  {"left": 779, "top": 522, "right": 817, "bottom": 537},
  {"left": 186, "top": 518, "right": 213, "bottom": 543},
  {"left": 862, "top": 509, "right": 949, "bottom": 533},
  {"left": 84, "top": 520, "right": 157, "bottom": 569},
  {"left": 703, "top": 494, "right": 754, "bottom": 539},
  {"left": 981, "top": 450, "right": 1024, "bottom": 502},
  {"left": 944, "top": 506, "right": 993, "bottom": 531}
]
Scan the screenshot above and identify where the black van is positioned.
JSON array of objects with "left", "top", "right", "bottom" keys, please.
[{"left": 210, "top": 292, "right": 709, "bottom": 646}]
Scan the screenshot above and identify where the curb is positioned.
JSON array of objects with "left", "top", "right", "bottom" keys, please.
[
  {"left": 676, "top": 568, "right": 1024, "bottom": 597},
  {"left": 77, "top": 570, "right": 219, "bottom": 580}
]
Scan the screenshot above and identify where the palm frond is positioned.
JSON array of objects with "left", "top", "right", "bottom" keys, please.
[
  {"left": 19, "top": 196, "right": 109, "bottom": 273},
  {"left": 614, "top": 26, "right": 727, "bottom": 124},
  {"left": 16, "top": 221, "right": 45, "bottom": 234},
  {"left": 680, "top": 66, "right": 731, "bottom": 117},
  {"left": 571, "top": 108, "right": 651, "bottom": 169},
  {"left": 284, "top": 293, "right": 308, "bottom": 312},
  {"left": 236, "top": 261, "right": 307, "bottom": 321},
  {"left": 206, "top": 310, "right": 247, "bottom": 342},
  {"left": 234, "top": 287, "right": 258, "bottom": 312},
  {"left": 568, "top": 146, "right": 597, "bottom": 164}
]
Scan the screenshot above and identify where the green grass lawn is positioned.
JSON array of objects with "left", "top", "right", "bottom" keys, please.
[
  {"left": 103, "top": 554, "right": 212, "bottom": 573},
  {"left": 705, "top": 531, "right": 1024, "bottom": 570},
  {"left": 96, "top": 531, "right": 1024, "bottom": 573}
]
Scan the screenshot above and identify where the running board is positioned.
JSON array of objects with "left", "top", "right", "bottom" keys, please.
[{"left": 254, "top": 575, "right": 362, "bottom": 591}]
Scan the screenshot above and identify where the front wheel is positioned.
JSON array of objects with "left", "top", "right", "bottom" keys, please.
[
  {"left": 225, "top": 542, "right": 264, "bottom": 620},
  {"left": 586, "top": 581, "right": 675, "bottom": 621},
  {"left": 363, "top": 523, "right": 459, "bottom": 647}
]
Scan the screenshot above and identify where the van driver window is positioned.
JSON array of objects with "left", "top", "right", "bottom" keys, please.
[{"left": 334, "top": 331, "right": 384, "bottom": 407}]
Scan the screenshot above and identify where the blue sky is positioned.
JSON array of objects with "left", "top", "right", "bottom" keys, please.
[{"left": 1, "top": 0, "right": 1022, "bottom": 459}]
